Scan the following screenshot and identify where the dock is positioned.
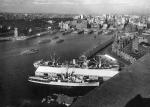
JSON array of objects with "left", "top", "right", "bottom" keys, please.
[
  {"left": 81, "top": 36, "right": 114, "bottom": 58},
  {"left": 0, "top": 30, "right": 51, "bottom": 41}
]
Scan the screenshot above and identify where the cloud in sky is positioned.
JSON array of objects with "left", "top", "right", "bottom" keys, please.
[
  {"left": 32, "top": 0, "right": 103, "bottom": 5},
  {"left": 0, "top": 0, "right": 150, "bottom": 14},
  {"left": 32, "top": 0, "right": 148, "bottom": 5}
]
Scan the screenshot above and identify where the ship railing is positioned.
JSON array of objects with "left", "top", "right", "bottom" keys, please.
[
  {"left": 28, "top": 76, "right": 51, "bottom": 83},
  {"left": 29, "top": 75, "right": 101, "bottom": 84},
  {"left": 87, "top": 65, "right": 119, "bottom": 69}
]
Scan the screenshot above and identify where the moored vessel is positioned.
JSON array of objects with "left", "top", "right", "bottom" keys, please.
[{"left": 29, "top": 54, "right": 119, "bottom": 88}]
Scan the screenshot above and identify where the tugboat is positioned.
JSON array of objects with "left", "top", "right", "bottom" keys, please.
[{"left": 29, "top": 54, "right": 119, "bottom": 88}]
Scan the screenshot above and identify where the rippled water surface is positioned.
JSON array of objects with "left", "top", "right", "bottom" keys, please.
[{"left": 0, "top": 33, "right": 103, "bottom": 106}]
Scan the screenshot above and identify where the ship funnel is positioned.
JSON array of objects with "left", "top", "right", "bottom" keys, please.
[{"left": 73, "top": 59, "right": 76, "bottom": 65}]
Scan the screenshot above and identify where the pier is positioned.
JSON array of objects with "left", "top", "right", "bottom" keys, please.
[
  {"left": 81, "top": 36, "right": 114, "bottom": 58},
  {"left": 0, "top": 30, "right": 51, "bottom": 41}
]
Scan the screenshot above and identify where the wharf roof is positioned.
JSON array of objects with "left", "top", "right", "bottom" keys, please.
[{"left": 36, "top": 66, "right": 119, "bottom": 77}]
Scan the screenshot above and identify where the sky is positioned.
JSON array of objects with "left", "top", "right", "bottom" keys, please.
[{"left": 0, "top": 0, "right": 150, "bottom": 14}]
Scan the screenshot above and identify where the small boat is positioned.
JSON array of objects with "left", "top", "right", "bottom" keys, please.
[
  {"left": 56, "top": 39, "right": 64, "bottom": 44},
  {"left": 38, "top": 39, "right": 51, "bottom": 44},
  {"left": 78, "top": 30, "right": 84, "bottom": 34},
  {"left": 52, "top": 36, "right": 59, "bottom": 40},
  {"left": 20, "top": 48, "right": 39, "bottom": 55}
]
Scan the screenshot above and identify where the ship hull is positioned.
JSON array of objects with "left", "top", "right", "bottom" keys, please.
[
  {"left": 29, "top": 80, "right": 98, "bottom": 96},
  {"left": 28, "top": 79, "right": 99, "bottom": 87}
]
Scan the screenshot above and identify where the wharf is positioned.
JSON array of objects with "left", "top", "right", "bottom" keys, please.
[
  {"left": 81, "top": 34, "right": 130, "bottom": 67},
  {"left": 81, "top": 35, "right": 114, "bottom": 58},
  {"left": 0, "top": 30, "right": 51, "bottom": 41},
  {"left": 0, "top": 37, "right": 12, "bottom": 41},
  {"left": 26, "top": 30, "right": 51, "bottom": 39}
]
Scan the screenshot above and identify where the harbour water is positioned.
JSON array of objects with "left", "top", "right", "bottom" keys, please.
[{"left": 0, "top": 33, "right": 107, "bottom": 106}]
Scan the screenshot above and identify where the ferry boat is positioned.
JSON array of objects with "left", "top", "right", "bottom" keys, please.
[{"left": 29, "top": 54, "right": 119, "bottom": 88}]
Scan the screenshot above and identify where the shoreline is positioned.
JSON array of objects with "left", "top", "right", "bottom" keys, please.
[{"left": 0, "top": 30, "right": 52, "bottom": 42}]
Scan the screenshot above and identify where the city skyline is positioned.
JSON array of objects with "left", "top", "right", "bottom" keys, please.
[{"left": 0, "top": 0, "right": 150, "bottom": 14}]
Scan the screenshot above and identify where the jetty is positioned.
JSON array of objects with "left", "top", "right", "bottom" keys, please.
[{"left": 81, "top": 36, "right": 114, "bottom": 58}]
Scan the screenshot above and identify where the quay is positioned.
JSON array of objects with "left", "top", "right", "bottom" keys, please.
[
  {"left": 0, "top": 30, "right": 52, "bottom": 41},
  {"left": 0, "top": 37, "right": 12, "bottom": 41},
  {"left": 81, "top": 35, "right": 114, "bottom": 59},
  {"left": 80, "top": 34, "right": 130, "bottom": 67}
]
